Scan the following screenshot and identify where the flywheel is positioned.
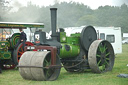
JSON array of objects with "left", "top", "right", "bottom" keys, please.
[{"left": 80, "top": 26, "right": 97, "bottom": 51}]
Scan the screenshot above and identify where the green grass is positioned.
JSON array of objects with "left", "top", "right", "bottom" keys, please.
[{"left": 0, "top": 44, "right": 128, "bottom": 85}]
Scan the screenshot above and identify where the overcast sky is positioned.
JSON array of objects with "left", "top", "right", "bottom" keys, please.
[{"left": 9, "top": 0, "right": 128, "bottom": 11}]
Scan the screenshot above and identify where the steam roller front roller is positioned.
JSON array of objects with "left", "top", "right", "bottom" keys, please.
[
  {"left": 19, "top": 51, "right": 61, "bottom": 81},
  {"left": 88, "top": 40, "right": 115, "bottom": 73}
]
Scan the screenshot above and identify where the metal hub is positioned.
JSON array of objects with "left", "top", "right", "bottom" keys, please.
[{"left": 101, "top": 53, "right": 106, "bottom": 64}]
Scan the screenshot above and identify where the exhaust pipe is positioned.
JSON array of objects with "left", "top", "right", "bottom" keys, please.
[{"left": 50, "top": 8, "right": 57, "bottom": 40}]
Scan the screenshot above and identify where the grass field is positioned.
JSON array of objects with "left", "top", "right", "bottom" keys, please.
[{"left": 0, "top": 44, "right": 128, "bottom": 85}]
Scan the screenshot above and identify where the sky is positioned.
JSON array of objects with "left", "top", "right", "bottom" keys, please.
[{"left": 8, "top": 0, "right": 128, "bottom": 11}]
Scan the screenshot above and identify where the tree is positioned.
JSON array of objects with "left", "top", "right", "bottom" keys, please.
[
  {"left": 3, "top": 1, "right": 128, "bottom": 33},
  {"left": 7, "top": 2, "right": 41, "bottom": 22},
  {"left": 76, "top": 15, "right": 98, "bottom": 26}
]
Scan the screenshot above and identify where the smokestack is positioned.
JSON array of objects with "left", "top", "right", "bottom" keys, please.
[{"left": 50, "top": 8, "right": 57, "bottom": 40}]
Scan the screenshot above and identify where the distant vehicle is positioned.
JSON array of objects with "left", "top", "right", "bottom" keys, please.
[
  {"left": 0, "top": 22, "right": 44, "bottom": 71},
  {"left": 122, "top": 39, "right": 128, "bottom": 44},
  {"left": 95, "top": 26, "right": 122, "bottom": 54}
]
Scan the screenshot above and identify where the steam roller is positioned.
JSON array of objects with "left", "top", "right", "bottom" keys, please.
[{"left": 18, "top": 8, "right": 115, "bottom": 81}]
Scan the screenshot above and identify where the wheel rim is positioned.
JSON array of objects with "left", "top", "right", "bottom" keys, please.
[
  {"left": 17, "top": 42, "right": 34, "bottom": 62},
  {"left": 13, "top": 42, "right": 34, "bottom": 65},
  {"left": 43, "top": 53, "right": 61, "bottom": 80},
  {"left": 43, "top": 55, "right": 54, "bottom": 79},
  {"left": 88, "top": 40, "right": 115, "bottom": 73}
]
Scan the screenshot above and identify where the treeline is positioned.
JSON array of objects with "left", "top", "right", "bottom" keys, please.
[{"left": 0, "top": 1, "right": 128, "bottom": 32}]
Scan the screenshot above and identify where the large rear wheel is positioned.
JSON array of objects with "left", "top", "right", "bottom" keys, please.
[{"left": 88, "top": 40, "right": 115, "bottom": 73}]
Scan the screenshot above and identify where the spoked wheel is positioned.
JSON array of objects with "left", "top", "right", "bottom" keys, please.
[
  {"left": 19, "top": 51, "right": 61, "bottom": 81},
  {"left": 88, "top": 40, "right": 115, "bottom": 73},
  {"left": 42, "top": 52, "right": 61, "bottom": 80},
  {"left": 13, "top": 42, "right": 34, "bottom": 65}
]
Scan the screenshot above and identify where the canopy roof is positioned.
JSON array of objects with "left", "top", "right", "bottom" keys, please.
[{"left": 0, "top": 22, "right": 44, "bottom": 28}]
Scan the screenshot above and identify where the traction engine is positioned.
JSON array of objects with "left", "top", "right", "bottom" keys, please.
[{"left": 19, "top": 8, "right": 115, "bottom": 81}]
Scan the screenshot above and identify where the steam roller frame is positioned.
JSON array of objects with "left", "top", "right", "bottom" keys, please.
[
  {"left": 18, "top": 46, "right": 61, "bottom": 81},
  {"left": 88, "top": 40, "right": 115, "bottom": 73}
]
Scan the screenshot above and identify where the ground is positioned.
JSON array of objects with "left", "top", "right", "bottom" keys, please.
[{"left": 0, "top": 44, "right": 128, "bottom": 85}]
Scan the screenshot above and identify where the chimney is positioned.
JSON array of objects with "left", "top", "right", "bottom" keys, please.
[{"left": 50, "top": 8, "right": 58, "bottom": 40}]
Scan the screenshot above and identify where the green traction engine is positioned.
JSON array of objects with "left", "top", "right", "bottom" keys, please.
[
  {"left": 0, "top": 33, "right": 29, "bottom": 69},
  {"left": 0, "top": 33, "right": 20, "bottom": 69},
  {"left": 18, "top": 8, "right": 115, "bottom": 81},
  {"left": 0, "top": 22, "right": 44, "bottom": 70}
]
